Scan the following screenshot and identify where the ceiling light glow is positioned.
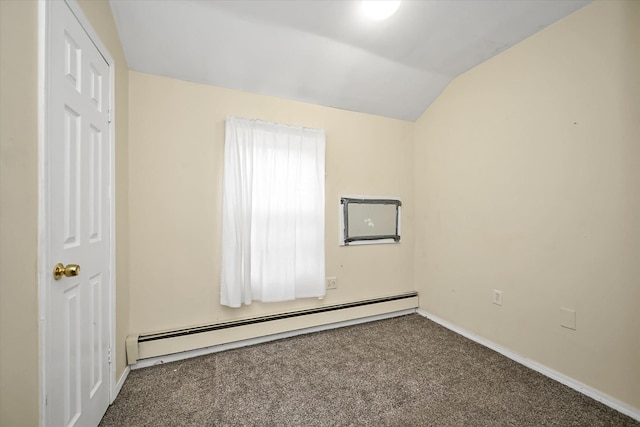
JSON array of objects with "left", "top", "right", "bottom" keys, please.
[{"left": 361, "top": 0, "right": 401, "bottom": 21}]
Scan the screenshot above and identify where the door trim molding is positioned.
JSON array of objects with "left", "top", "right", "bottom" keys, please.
[
  {"left": 114, "top": 366, "right": 130, "bottom": 398},
  {"left": 38, "top": 1, "right": 117, "bottom": 425}
]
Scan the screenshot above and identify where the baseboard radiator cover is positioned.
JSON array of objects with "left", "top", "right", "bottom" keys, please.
[{"left": 127, "top": 292, "right": 418, "bottom": 365}]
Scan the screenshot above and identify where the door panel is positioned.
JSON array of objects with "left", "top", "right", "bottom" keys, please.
[
  {"left": 47, "top": 1, "right": 112, "bottom": 426},
  {"left": 63, "top": 283, "right": 82, "bottom": 426},
  {"left": 89, "top": 272, "right": 104, "bottom": 398}
]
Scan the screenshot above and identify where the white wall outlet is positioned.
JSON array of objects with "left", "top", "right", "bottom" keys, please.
[
  {"left": 493, "top": 289, "right": 503, "bottom": 306},
  {"left": 326, "top": 277, "right": 337, "bottom": 290},
  {"left": 560, "top": 307, "right": 576, "bottom": 330}
]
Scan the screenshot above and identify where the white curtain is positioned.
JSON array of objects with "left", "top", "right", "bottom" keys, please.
[{"left": 220, "top": 116, "right": 326, "bottom": 307}]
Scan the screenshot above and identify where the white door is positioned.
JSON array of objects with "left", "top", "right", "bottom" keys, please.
[{"left": 45, "top": 1, "right": 112, "bottom": 426}]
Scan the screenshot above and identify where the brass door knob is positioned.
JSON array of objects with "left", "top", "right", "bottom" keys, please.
[{"left": 53, "top": 263, "right": 81, "bottom": 280}]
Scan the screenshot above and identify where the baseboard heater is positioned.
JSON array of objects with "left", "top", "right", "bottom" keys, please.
[{"left": 127, "top": 291, "right": 418, "bottom": 365}]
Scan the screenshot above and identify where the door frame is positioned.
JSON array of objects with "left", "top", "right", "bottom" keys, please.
[{"left": 37, "top": 0, "right": 117, "bottom": 425}]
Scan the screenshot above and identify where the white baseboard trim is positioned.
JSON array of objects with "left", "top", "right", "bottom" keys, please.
[
  {"left": 132, "top": 308, "right": 416, "bottom": 370},
  {"left": 416, "top": 309, "right": 640, "bottom": 421},
  {"left": 112, "top": 366, "right": 130, "bottom": 403}
]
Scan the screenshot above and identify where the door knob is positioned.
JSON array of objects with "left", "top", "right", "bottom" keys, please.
[{"left": 53, "top": 263, "right": 81, "bottom": 280}]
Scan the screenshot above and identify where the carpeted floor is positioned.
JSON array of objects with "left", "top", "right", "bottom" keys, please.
[{"left": 100, "top": 314, "right": 638, "bottom": 426}]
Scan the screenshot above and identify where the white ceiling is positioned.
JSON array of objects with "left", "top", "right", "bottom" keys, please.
[{"left": 109, "top": 0, "right": 590, "bottom": 121}]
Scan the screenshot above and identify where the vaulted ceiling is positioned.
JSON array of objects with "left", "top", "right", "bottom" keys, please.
[{"left": 110, "top": 0, "right": 590, "bottom": 121}]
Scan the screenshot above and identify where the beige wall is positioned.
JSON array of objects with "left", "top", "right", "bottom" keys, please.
[
  {"left": 0, "top": 1, "right": 40, "bottom": 425},
  {"left": 128, "top": 71, "right": 415, "bottom": 335},
  {"left": 0, "top": 1, "right": 129, "bottom": 425},
  {"left": 414, "top": 0, "right": 640, "bottom": 410}
]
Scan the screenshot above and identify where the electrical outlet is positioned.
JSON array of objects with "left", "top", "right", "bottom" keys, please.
[
  {"left": 326, "top": 277, "right": 337, "bottom": 290},
  {"left": 493, "top": 289, "right": 503, "bottom": 306}
]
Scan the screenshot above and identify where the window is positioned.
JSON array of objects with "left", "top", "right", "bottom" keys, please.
[
  {"left": 340, "top": 197, "right": 401, "bottom": 245},
  {"left": 220, "top": 116, "right": 326, "bottom": 307}
]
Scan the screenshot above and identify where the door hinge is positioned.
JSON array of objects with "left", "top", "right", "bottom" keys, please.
[
  {"left": 107, "top": 348, "right": 112, "bottom": 364},
  {"left": 108, "top": 109, "right": 112, "bottom": 123}
]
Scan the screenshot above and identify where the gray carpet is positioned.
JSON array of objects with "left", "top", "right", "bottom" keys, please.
[{"left": 100, "top": 314, "right": 638, "bottom": 426}]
